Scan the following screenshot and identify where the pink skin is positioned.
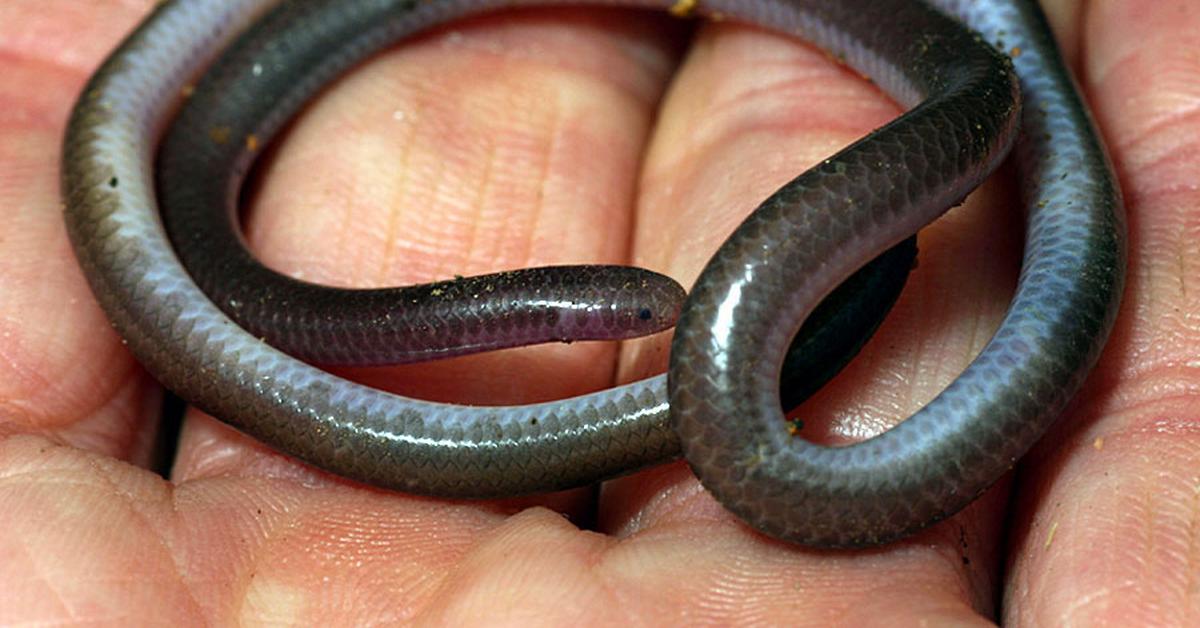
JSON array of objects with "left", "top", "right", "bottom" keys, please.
[{"left": 1, "top": 0, "right": 1197, "bottom": 624}]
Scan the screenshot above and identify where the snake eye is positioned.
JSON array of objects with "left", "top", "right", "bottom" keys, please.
[{"left": 638, "top": 308, "right": 653, "bottom": 321}]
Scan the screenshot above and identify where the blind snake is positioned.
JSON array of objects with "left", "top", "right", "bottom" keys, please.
[{"left": 61, "top": 0, "right": 1124, "bottom": 547}]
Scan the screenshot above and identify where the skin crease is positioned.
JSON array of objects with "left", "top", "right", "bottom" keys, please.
[{"left": 0, "top": 0, "right": 1196, "bottom": 624}]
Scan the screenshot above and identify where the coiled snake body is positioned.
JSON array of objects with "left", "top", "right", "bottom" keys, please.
[{"left": 62, "top": 0, "right": 1124, "bottom": 547}]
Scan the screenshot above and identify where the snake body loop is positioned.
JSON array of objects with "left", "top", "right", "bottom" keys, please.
[
  {"left": 668, "top": 0, "right": 1125, "bottom": 546},
  {"left": 62, "top": 0, "right": 1124, "bottom": 547}
]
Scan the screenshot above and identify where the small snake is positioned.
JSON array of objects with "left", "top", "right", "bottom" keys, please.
[{"left": 62, "top": 0, "right": 1124, "bottom": 548}]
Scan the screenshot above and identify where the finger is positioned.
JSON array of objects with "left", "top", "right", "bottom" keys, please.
[
  {"left": 0, "top": 0, "right": 163, "bottom": 463},
  {"left": 170, "top": 10, "right": 687, "bottom": 513},
  {"left": 609, "top": 19, "right": 1020, "bottom": 620},
  {"left": 1005, "top": 0, "right": 1200, "bottom": 623},
  {"left": 0, "top": 432, "right": 519, "bottom": 624}
]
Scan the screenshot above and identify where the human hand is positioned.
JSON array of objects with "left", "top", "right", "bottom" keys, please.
[{"left": 2, "top": 1, "right": 1196, "bottom": 624}]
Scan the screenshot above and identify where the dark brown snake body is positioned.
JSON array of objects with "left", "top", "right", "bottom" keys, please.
[{"left": 62, "top": 0, "right": 1124, "bottom": 547}]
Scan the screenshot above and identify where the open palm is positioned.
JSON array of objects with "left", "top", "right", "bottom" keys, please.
[{"left": 2, "top": 1, "right": 1197, "bottom": 624}]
